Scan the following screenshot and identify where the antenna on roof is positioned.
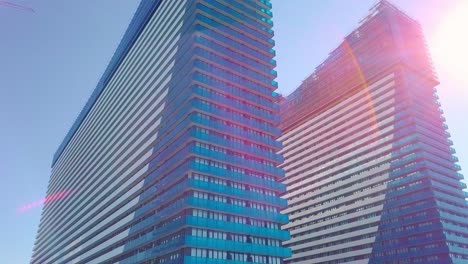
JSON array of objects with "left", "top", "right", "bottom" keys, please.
[{"left": 0, "top": 1, "right": 34, "bottom": 13}]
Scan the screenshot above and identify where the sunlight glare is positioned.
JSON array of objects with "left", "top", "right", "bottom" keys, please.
[{"left": 430, "top": 1, "right": 468, "bottom": 86}]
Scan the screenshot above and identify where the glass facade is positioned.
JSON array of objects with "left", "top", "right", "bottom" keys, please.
[
  {"left": 279, "top": 1, "right": 468, "bottom": 264},
  {"left": 32, "top": 0, "right": 290, "bottom": 263}
]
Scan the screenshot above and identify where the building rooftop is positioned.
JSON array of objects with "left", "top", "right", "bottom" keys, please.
[{"left": 280, "top": 0, "right": 436, "bottom": 131}]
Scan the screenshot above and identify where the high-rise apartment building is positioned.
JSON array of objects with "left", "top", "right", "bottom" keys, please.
[
  {"left": 32, "top": 1, "right": 290, "bottom": 263},
  {"left": 279, "top": 1, "right": 468, "bottom": 263}
]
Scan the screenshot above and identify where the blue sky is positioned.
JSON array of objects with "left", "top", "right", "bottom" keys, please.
[{"left": 0, "top": 0, "right": 466, "bottom": 263}]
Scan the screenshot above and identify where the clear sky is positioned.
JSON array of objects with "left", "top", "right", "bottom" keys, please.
[{"left": 0, "top": 0, "right": 466, "bottom": 263}]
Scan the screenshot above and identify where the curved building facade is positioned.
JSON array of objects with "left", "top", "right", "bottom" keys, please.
[{"left": 32, "top": 1, "right": 290, "bottom": 263}]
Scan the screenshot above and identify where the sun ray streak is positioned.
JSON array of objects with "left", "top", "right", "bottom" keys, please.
[{"left": 17, "top": 190, "right": 72, "bottom": 213}]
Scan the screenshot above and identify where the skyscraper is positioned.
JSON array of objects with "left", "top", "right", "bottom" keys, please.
[
  {"left": 279, "top": 1, "right": 468, "bottom": 263},
  {"left": 32, "top": 1, "right": 290, "bottom": 263}
]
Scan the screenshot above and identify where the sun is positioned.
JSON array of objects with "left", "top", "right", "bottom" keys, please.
[{"left": 430, "top": 0, "right": 468, "bottom": 87}]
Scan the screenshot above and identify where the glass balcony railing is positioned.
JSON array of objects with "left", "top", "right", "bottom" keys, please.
[
  {"left": 190, "top": 161, "right": 285, "bottom": 190},
  {"left": 186, "top": 216, "right": 289, "bottom": 240},
  {"left": 192, "top": 146, "right": 282, "bottom": 175},
  {"left": 186, "top": 197, "right": 288, "bottom": 223},
  {"left": 191, "top": 94, "right": 279, "bottom": 125},
  {"left": 185, "top": 235, "right": 291, "bottom": 257},
  {"left": 188, "top": 179, "right": 287, "bottom": 207},
  {"left": 192, "top": 130, "right": 283, "bottom": 163},
  {"left": 203, "top": 0, "right": 273, "bottom": 39},
  {"left": 191, "top": 114, "right": 282, "bottom": 149},
  {"left": 195, "top": 37, "right": 274, "bottom": 74},
  {"left": 192, "top": 73, "right": 279, "bottom": 110},
  {"left": 184, "top": 256, "right": 246, "bottom": 264}
]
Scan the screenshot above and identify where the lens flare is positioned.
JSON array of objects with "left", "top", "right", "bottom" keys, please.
[
  {"left": 430, "top": 0, "right": 468, "bottom": 89},
  {"left": 17, "top": 190, "right": 71, "bottom": 213}
]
